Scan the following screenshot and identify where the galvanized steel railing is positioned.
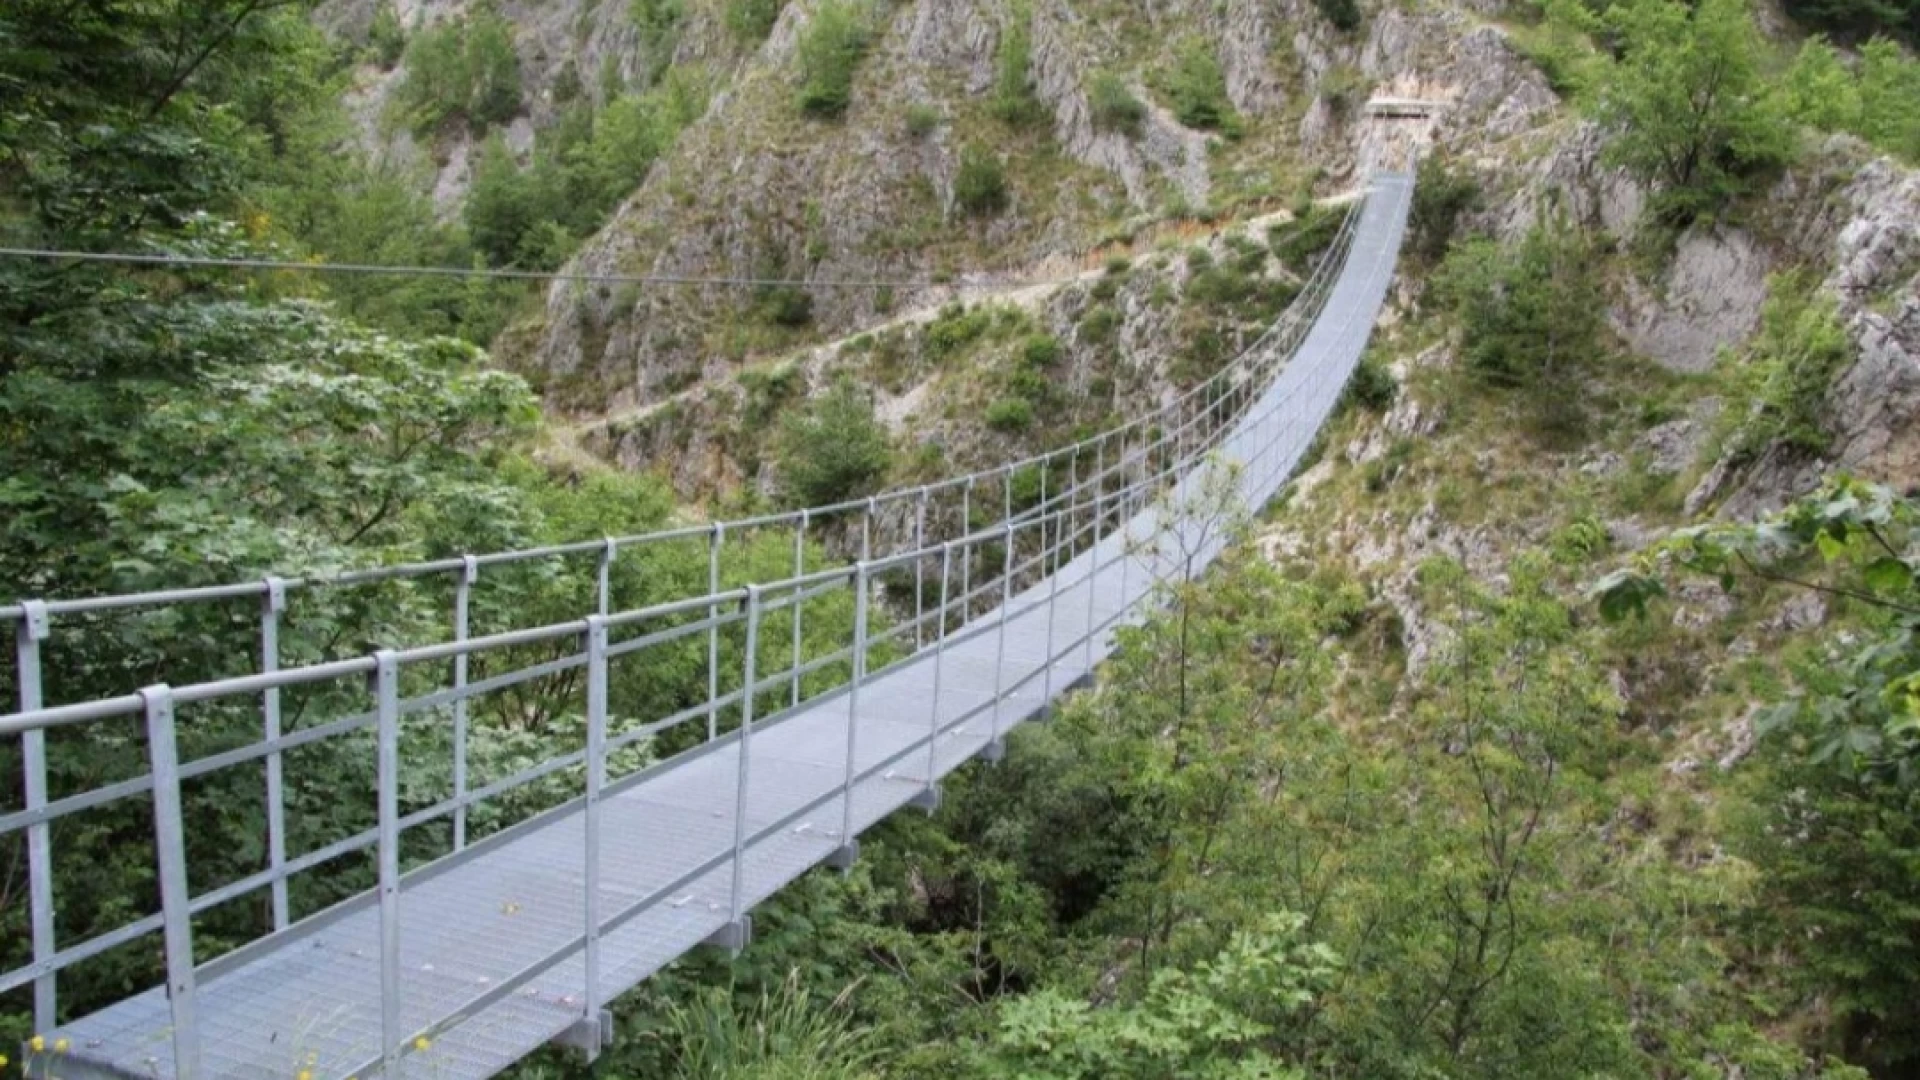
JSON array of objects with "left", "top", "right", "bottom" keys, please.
[{"left": 0, "top": 175, "right": 1409, "bottom": 1079}]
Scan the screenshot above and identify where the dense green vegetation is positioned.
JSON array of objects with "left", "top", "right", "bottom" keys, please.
[
  {"left": 466, "top": 69, "right": 708, "bottom": 269},
  {"left": 393, "top": 4, "right": 523, "bottom": 136}
]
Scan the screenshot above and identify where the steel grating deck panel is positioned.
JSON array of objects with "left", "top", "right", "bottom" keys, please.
[{"left": 48, "top": 172, "right": 1412, "bottom": 1080}]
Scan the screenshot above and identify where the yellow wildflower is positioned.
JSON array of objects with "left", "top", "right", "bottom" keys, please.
[
  {"left": 26, "top": 1037, "right": 43, "bottom": 1054},
  {"left": 0, "top": 1054, "right": 9, "bottom": 1069},
  {"left": 296, "top": 1069, "right": 313, "bottom": 1080},
  {"left": 412, "top": 1036, "right": 431, "bottom": 1052},
  {"left": 52, "top": 1039, "right": 68, "bottom": 1055}
]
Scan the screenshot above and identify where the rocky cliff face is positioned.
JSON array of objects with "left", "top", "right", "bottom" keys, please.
[{"left": 312, "top": 0, "right": 1916, "bottom": 525}]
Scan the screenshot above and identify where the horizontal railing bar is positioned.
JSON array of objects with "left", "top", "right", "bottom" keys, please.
[
  {"left": 603, "top": 613, "right": 726, "bottom": 661},
  {"left": 0, "top": 772, "right": 154, "bottom": 836},
  {"left": 0, "top": 197, "right": 1364, "bottom": 632},
  {"left": 403, "top": 652, "right": 588, "bottom": 716},
  {"left": 0, "top": 912, "right": 163, "bottom": 995}
]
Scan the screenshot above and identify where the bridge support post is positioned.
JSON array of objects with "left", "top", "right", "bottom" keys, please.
[
  {"left": 555, "top": 1009, "right": 614, "bottom": 1062},
  {"left": 144, "top": 684, "right": 202, "bottom": 1080},
  {"left": 979, "top": 738, "right": 1006, "bottom": 764},
  {"left": 909, "top": 785, "right": 942, "bottom": 814},
  {"left": 453, "top": 556, "right": 477, "bottom": 853},
  {"left": 260, "top": 576, "right": 290, "bottom": 932},
  {"left": 705, "top": 916, "right": 753, "bottom": 955},
  {"left": 827, "top": 839, "right": 859, "bottom": 871},
  {"left": 17, "top": 600, "right": 55, "bottom": 1032},
  {"left": 839, "top": 564, "right": 870, "bottom": 860}
]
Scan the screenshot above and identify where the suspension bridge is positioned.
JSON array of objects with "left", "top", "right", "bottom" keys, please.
[{"left": 1, "top": 168, "right": 1414, "bottom": 1079}]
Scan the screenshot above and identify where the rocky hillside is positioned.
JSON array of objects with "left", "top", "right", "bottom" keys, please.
[{"left": 311, "top": 0, "right": 1916, "bottom": 525}]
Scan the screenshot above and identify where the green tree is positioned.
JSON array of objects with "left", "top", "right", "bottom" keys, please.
[
  {"left": 1434, "top": 215, "right": 1604, "bottom": 433},
  {"left": 1595, "top": 0, "right": 1793, "bottom": 223},
  {"left": 1088, "top": 72, "right": 1147, "bottom": 137},
  {"left": 726, "top": 0, "right": 784, "bottom": 44},
  {"left": 1716, "top": 273, "right": 1853, "bottom": 458},
  {"left": 990, "top": 916, "right": 1330, "bottom": 1080},
  {"left": 394, "top": 5, "right": 523, "bottom": 135},
  {"left": 991, "top": 5, "right": 1043, "bottom": 126},
  {"left": 1160, "top": 38, "right": 1239, "bottom": 134},
  {"left": 1595, "top": 478, "right": 1920, "bottom": 1069},
  {"left": 955, "top": 146, "right": 1010, "bottom": 217},
  {"left": 368, "top": 0, "right": 406, "bottom": 67},
  {"left": 774, "top": 378, "right": 893, "bottom": 505},
  {"left": 797, "top": 1, "right": 870, "bottom": 118},
  {"left": 1781, "top": 0, "right": 1918, "bottom": 46}
]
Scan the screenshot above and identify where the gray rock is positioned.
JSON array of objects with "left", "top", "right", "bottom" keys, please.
[{"left": 1614, "top": 227, "right": 1770, "bottom": 374}]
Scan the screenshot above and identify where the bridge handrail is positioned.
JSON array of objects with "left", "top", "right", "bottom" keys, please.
[
  {"left": 0, "top": 174, "right": 1410, "bottom": 1062},
  {"left": 0, "top": 190, "right": 1364, "bottom": 625}
]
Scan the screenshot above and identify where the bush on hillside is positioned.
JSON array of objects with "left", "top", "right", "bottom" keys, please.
[
  {"left": 1089, "top": 72, "right": 1147, "bottom": 137},
  {"left": 1161, "top": 39, "right": 1240, "bottom": 134},
  {"left": 797, "top": 1, "right": 870, "bottom": 117},
  {"left": 775, "top": 379, "right": 892, "bottom": 505},
  {"left": 726, "top": 0, "right": 782, "bottom": 44},
  {"left": 956, "top": 146, "right": 1009, "bottom": 217}
]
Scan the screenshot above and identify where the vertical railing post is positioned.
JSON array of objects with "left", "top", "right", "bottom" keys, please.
[
  {"left": 913, "top": 488, "right": 928, "bottom": 650},
  {"left": 260, "top": 577, "right": 290, "bottom": 930},
  {"left": 706, "top": 524, "right": 724, "bottom": 742},
  {"left": 925, "top": 543, "right": 952, "bottom": 794},
  {"left": 960, "top": 477, "right": 975, "bottom": 618},
  {"left": 1086, "top": 442, "right": 1104, "bottom": 671},
  {"left": 582, "top": 615, "right": 608, "bottom": 1028},
  {"left": 1003, "top": 464, "right": 1013, "bottom": 526},
  {"left": 597, "top": 538, "right": 616, "bottom": 618},
  {"left": 790, "top": 510, "right": 808, "bottom": 710},
  {"left": 838, "top": 564, "right": 870, "bottom": 852},
  {"left": 860, "top": 497, "right": 876, "bottom": 564},
  {"left": 1043, "top": 514, "right": 1063, "bottom": 704},
  {"left": 16, "top": 600, "right": 55, "bottom": 1032},
  {"left": 453, "top": 555, "right": 477, "bottom": 852},
  {"left": 373, "top": 650, "right": 404, "bottom": 1078},
  {"left": 1037, "top": 465, "right": 1049, "bottom": 580},
  {"left": 142, "top": 684, "right": 201, "bottom": 1080},
  {"left": 727, "top": 587, "right": 762, "bottom": 929},
  {"left": 991, "top": 524, "right": 1014, "bottom": 747}
]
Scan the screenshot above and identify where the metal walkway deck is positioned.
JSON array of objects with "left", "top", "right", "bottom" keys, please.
[{"left": 4, "top": 171, "right": 1413, "bottom": 1080}]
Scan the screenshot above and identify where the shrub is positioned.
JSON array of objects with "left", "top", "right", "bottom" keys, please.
[
  {"left": 1409, "top": 157, "right": 1482, "bottom": 263},
  {"left": 904, "top": 102, "right": 941, "bottom": 137},
  {"left": 1780, "top": 0, "right": 1918, "bottom": 47},
  {"left": 1079, "top": 304, "right": 1121, "bottom": 345},
  {"left": 775, "top": 378, "right": 892, "bottom": 505},
  {"left": 1161, "top": 39, "right": 1238, "bottom": 134},
  {"left": 1718, "top": 273, "right": 1852, "bottom": 456},
  {"left": 797, "top": 0, "right": 869, "bottom": 118},
  {"left": 394, "top": 8, "right": 523, "bottom": 135},
  {"left": 1089, "top": 72, "right": 1147, "bottom": 136},
  {"left": 1268, "top": 202, "right": 1343, "bottom": 270},
  {"left": 1104, "top": 255, "right": 1132, "bottom": 276},
  {"left": 630, "top": 0, "right": 685, "bottom": 63},
  {"left": 398, "top": 19, "right": 468, "bottom": 131},
  {"left": 1434, "top": 217, "right": 1603, "bottom": 435},
  {"left": 925, "top": 304, "right": 992, "bottom": 358},
  {"left": 986, "top": 397, "right": 1036, "bottom": 432},
  {"left": 1315, "top": 0, "right": 1364, "bottom": 32},
  {"left": 725, "top": 0, "right": 782, "bottom": 44},
  {"left": 1341, "top": 352, "right": 1397, "bottom": 413},
  {"left": 1020, "top": 332, "right": 1061, "bottom": 368},
  {"left": 368, "top": 0, "right": 405, "bottom": 67},
  {"left": 955, "top": 146, "right": 1009, "bottom": 216},
  {"left": 991, "top": 5, "right": 1043, "bottom": 126},
  {"left": 759, "top": 286, "right": 814, "bottom": 327}
]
